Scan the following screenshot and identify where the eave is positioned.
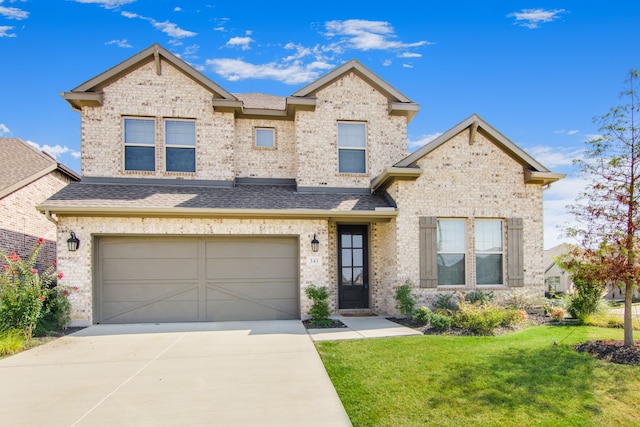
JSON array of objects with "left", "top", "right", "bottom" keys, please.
[
  {"left": 524, "top": 171, "right": 566, "bottom": 186},
  {"left": 371, "top": 167, "right": 422, "bottom": 192},
  {"left": 60, "top": 92, "right": 103, "bottom": 111}
]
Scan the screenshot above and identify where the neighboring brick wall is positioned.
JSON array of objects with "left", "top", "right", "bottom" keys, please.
[
  {"left": 234, "top": 118, "right": 296, "bottom": 179},
  {"left": 56, "top": 216, "right": 330, "bottom": 325},
  {"left": 296, "top": 71, "right": 409, "bottom": 188},
  {"left": 0, "top": 170, "right": 72, "bottom": 268},
  {"left": 80, "top": 59, "right": 236, "bottom": 181},
  {"left": 383, "top": 128, "right": 546, "bottom": 314}
]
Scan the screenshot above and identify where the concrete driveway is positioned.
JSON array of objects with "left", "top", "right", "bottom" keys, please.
[{"left": 0, "top": 320, "right": 351, "bottom": 426}]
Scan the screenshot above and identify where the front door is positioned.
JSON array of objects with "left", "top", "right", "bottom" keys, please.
[{"left": 338, "top": 225, "right": 369, "bottom": 309}]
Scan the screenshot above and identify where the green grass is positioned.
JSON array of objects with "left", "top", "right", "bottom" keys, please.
[
  {"left": 0, "top": 329, "right": 27, "bottom": 357},
  {"left": 316, "top": 326, "right": 640, "bottom": 426}
]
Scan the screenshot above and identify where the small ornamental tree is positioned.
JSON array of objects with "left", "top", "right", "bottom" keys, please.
[
  {"left": 564, "top": 69, "right": 640, "bottom": 346},
  {"left": 0, "top": 238, "right": 64, "bottom": 338}
]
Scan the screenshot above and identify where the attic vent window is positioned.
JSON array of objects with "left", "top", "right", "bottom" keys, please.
[{"left": 255, "top": 128, "right": 275, "bottom": 148}]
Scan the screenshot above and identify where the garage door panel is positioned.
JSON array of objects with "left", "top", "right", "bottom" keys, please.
[
  {"left": 101, "top": 283, "right": 198, "bottom": 302},
  {"left": 102, "top": 301, "right": 200, "bottom": 323},
  {"left": 102, "top": 258, "right": 199, "bottom": 281},
  {"left": 102, "top": 240, "right": 198, "bottom": 259},
  {"left": 97, "top": 236, "right": 299, "bottom": 323}
]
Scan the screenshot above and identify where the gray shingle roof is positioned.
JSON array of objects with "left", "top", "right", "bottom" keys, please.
[{"left": 39, "top": 181, "right": 392, "bottom": 214}]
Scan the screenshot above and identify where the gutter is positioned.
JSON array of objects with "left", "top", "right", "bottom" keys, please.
[{"left": 44, "top": 210, "right": 58, "bottom": 226}]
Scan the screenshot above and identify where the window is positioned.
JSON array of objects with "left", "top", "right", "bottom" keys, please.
[
  {"left": 475, "top": 220, "right": 503, "bottom": 285},
  {"left": 124, "top": 118, "right": 155, "bottom": 171},
  {"left": 165, "top": 120, "right": 195, "bottom": 173},
  {"left": 546, "top": 276, "right": 561, "bottom": 293},
  {"left": 437, "top": 219, "right": 466, "bottom": 285},
  {"left": 338, "top": 122, "right": 366, "bottom": 173},
  {"left": 255, "top": 128, "right": 274, "bottom": 148}
]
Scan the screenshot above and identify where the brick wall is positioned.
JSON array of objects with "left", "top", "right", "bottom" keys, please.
[{"left": 0, "top": 170, "right": 72, "bottom": 268}]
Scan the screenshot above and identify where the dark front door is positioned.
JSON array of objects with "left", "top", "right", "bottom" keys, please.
[{"left": 338, "top": 225, "right": 369, "bottom": 309}]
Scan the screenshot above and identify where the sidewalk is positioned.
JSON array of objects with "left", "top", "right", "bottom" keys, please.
[{"left": 306, "top": 314, "right": 422, "bottom": 341}]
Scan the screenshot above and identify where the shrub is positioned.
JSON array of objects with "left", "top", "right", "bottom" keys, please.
[
  {"left": 565, "top": 280, "right": 606, "bottom": 320},
  {"left": 452, "top": 301, "right": 524, "bottom": 335},
  {"left": 498, "top": 289, "right": 546, "bottom": 311},
  {"left": 35, "top": 286, "right": 73, "bottom": 336},
  {"left": 305, "top": 284, "right": 331, "bottom": 321},
  {"left": 549, "top": 307, "right": 566, "bottom": 322},
  {"left": 394, "top": 280, "right": 416, "bottom": 317},
  {"left": 464, "top": 290, "right": 494, "bottom": 305},
  {"left": 434, "top": 292, "right": 460, "bottom": 313},
  {"left": 0, "top": 329, "right": 26, "bottom": 356},
  {"left": 0, "top": 240, "right": 64, "bottom": 338},
  {"left": 412, "top": 306, "right": 433, "bottom": 326},
  {"left": 429, "top": 313, "right": 452, "bottom": 332}
]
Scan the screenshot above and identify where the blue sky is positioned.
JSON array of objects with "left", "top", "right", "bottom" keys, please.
[{"left": 1, "top": 0, "right": 638, "bottom": 249}]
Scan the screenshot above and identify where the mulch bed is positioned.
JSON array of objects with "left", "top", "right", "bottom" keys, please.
[
  {"left": 302, "top": 319, "right": 348, "bottom": 329},
  {"left": 575, "top": 340, "right": 640, "bottom": 366},
  {"left": 387, "top": 313, "right": 551, "bottom": 336}
]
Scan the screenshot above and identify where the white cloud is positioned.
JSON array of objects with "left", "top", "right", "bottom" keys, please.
[
  {"left": 105, "top": 38, "right": 132, "bottom": 48},
  {"left": 324, "top": 19, "right": 431, "bottom": 51},
  {"left": 173, "top": 6, "right": 182, "bottom": 12},
  {"left": 26, "top": 141, "right": 81, "bottom": 160},
  {"left": 206, "top": 58, "right": 333, "bottom": 85},
  {"left": 225, "top": 36, "right": 253, "bottom": 51},
  {"left": 399, "top": 52, "right": 422, "bottom": 58},
  {"left": 554, "top": 129, "right": 579, "bottom": 135},
  {"left": 402, "top": 63, "right": 413, "bottom": 69},
  {"left": 0, "top": 5, "right": 28, "bottom": 19},
  {"left": 382, "top": 59, "right": 392, "bottom": 66},
  {"left": 543, "top": 176, "right": 588, "bottom": 249},
  {"left": 583, "top": 133, "right": 603, "bottom": 142},
  {"left": 0, "top": 26, "right": 15, "bottom": 37},
  {"left": 567, "top": 129, "right": 579, "bottom": 135},
  {"left": 73, "top": 0, "right": 135, "bottom": 9},
  {"left": 0, "top": 123, "right": 11, "bottom": 135},
  {"left": 525, "top": 145, "right": 583, "bottom": 168},
  {"left": 407, "top": 133, "right": 442, "bottom": 151},
  {"left": 121, "top": 10, "right": 196, "bottom": 39},
  {"left": 508, "top": 8, "right": 567, "bottom": 29}
]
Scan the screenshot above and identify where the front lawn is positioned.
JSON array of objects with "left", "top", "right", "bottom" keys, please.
[{"left": 316, "top": 326, "right": 640, "bottom": 426}]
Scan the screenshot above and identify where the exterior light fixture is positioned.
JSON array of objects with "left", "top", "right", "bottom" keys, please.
[
  {"left": 311, "top": 234, "right": 320, "bottom": 252},
  {"left": 67, "top": 232, "right": 80, "bottom": 252}
]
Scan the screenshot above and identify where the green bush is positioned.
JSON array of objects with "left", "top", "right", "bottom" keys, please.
[
  {"left": 35, "top": 286, "right": 73, "bottom": 336},
  {"left": 305, "top": 284, "right": 331, "bottom": 321},
  {"left": 429, "top": 313, "right": 452, "bottom": 332},
  {"left": 412, "top": 306, "right": 433, "bottom": 325},
  {"left": 434, "top": 292, "right": 460, "bottom": 313},
  {"left": 394, "top": 280, "right": 416, "bottom": 317},
  {"left": 0, "top": 329, "right": 26, "bottom": 356},
  {"left": 452, "top": 301, "right": 524, "bottom": 335},
  {"left": 464, "top": 290, "right": 494, "bottom": 305},
  {"left": 0, "top": 241, "right": 64, "bottom": 338},
  {"left": 565, "top": 279, "right": 606, "bottom": 320}
]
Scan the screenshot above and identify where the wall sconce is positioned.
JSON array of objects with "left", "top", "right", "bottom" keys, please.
[
  {"left": 311, "top": 234, "right": 320, "bottom": 252},
  {"left": 67, "top": 232, "right": 80, "bottom": 252}
]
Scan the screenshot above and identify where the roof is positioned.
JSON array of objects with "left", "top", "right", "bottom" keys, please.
[
  {"left": 0, "top": 138, "right": 80, "bottom": 199},
  {"left": 61, "top": 43, "right": 237, "bottom": 110},
  {"left": 544, "top": 243, "right": 573, "bottom": 272},
  {"left": 37, "top": 179, "right": 396, "bottom": 222},
  {"left": 394, "top": 114, "right": 566, "bottom": 186}
]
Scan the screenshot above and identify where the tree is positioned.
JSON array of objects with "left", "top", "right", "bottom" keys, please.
[{"left": 565, "top": 69, "right": 639, "bottom": 346}]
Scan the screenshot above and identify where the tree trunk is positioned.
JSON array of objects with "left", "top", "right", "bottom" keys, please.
[{"left": 624, "top": 282, "right": 635, "bottom": 346}]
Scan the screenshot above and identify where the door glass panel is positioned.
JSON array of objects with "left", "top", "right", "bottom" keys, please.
[
  {"left": 341, "top": 249, "right": 352, "bottom": 267},
  {"left": 353, "top": 249, "right": 363, "bottom": 266},
  {"left": 342, "top": 268, "right": 353, "bottom": 285},
  {"left": 341, "top": 235, "right": 352, "bottom": 247},
  {"left": 353, "top": 268, "right": 364, "bottom": 285},
  {"left": 352, "top": 234, "right": 363, "bottom": 247}
]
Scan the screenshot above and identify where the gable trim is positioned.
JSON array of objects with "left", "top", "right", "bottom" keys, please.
[{"left": 0, "top": 163, "right": 80, "bottom": 200}]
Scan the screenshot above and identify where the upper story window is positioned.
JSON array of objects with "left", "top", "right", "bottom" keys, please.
[
  {"left": 338, "top": 122, "right": 366, "bottom": 173},
  {"left": 255, "top": 128, "right": 275, "bottom": 148},
  {"left": 124, "top": 118, "right": 155, "bottom": 171},
  {"left": 475, "top": 220, "right": 503, "bottom": 285},
  {"left": 437, "top": 219, "right": 466, "bottom": 286},
  {"left": 165, "top": 120, "right": 196, "bottom": 173}
]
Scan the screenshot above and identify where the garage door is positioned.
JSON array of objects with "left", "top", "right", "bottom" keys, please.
[{"left": 96, "top": 236, "right": 299, "bottom": 323}]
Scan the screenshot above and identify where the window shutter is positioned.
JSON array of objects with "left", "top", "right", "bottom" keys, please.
[
  {"left": 419, "top": 217, "right": 438, "bottom": 288},
  {"left": 507, "top": 218, "right": 524, "bottom": 287}
]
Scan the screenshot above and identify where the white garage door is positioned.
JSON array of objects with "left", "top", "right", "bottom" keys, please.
[{"left": 95, "top": 236, "right": 299, "bottom": 323}]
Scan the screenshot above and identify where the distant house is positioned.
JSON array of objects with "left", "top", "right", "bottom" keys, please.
[
  {"left": 0, "top": 138, "right": 80, "bottom": 267},
  {"left": 543, "top": 243, "right": 573, "bottom": 295},
  {"left": 40, "top": 44, "right": 565, "bottom": 326}
]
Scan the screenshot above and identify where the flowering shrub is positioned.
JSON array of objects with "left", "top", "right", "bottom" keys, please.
[
  {"left": 549, "top": 307, "right": 566, "bottom": 322},
  {"left": 0, "top": 239, "right": 66, "bottom": 338}
]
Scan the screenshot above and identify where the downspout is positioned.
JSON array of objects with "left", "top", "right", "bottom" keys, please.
[{"left": 44, "top": 210, "right": 58, "bottom": 226}]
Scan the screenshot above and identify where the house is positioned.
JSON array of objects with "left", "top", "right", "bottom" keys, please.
[
  {"left": 38, "top": 44, "right": 564, "bottom": 326},
  {"left": 543, "top": 243, "right": 573, "bottom": 295},
  {"left": 0, "top": 138, "right": 80, "bottom": 268}
]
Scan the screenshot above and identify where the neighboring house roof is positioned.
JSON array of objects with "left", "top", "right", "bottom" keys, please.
[
  {"left": 0, "top": 138, "right": 80, "bottom": 199},
  {"left": 61, "top": 43, "right": 238, "bottom": 110},
  {"left": 395, "top": 114, "right": 566, "bottom": 186},
  {"left": 37, "top": 179, "right": 396, "bottom": 222},
  {"left": 544, "top": 243, "right": 573, "bottom": 274}
]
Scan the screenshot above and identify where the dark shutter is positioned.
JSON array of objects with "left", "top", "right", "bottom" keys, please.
[
  {"left": 507, "top": 218, "right": 524, "bottom": 287},
  {"left": 419, "top": 217, "right": 438, "bottom": 288}
]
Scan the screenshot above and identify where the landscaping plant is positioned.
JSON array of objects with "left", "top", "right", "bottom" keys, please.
[
  {"left": 305, "top": 284, "right": 332, "bottom": 325},
  {"left": 394, "top": 280, "right": 416, "bottom": 317},
  {"left": 0, "top": 239, "right": 65, "bottom": 338}
]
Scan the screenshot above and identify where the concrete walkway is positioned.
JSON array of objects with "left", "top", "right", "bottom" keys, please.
[
  {"left": 0, "top": 320, "right": 352, "bottom": 427},
  {"left": 307, "top": 314, "right": 423, "bottom": 341}
]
